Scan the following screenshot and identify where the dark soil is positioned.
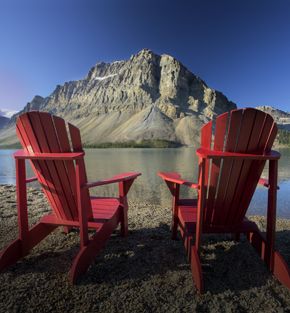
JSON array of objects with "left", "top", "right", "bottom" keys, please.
[{"left": 0, "top": 185, "right": 290, "bottom": 313}]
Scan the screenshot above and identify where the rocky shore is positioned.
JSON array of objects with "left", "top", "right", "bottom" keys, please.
[{"left": 0, "top": 185, "right": 290, "bottom": 312}]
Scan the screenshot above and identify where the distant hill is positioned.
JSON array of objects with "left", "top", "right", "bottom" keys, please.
[
  {"left": 0, "top": 116, "right": 9, "bottom": 129},
  {"left": 256, "top": 106, "right": 290, "bottom": 147},
  {"left": 256, "top": 106, "right": 290, "bottom": 131},
  {"left": 0, "top": 49, "right": 237, "bottom": 147}
]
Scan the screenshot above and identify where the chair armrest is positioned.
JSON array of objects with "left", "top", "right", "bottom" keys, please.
[
  {"left": 14, "top": 150, "right": 85, "bottom": 160},
  {"left": 196, "top": 148, "right": 280, "bottom": 160},
  {"left": 258, "top": 178, "right": 280, "bottom": 190},
  {"left": 158, "top": 172, "right": 199, "bottom": 189},
  {"left": 83, "top": 172, "right": 141, "bottom": 189},
  {"left": 26, "top": 176, "right": 38, "bottom": 184}
]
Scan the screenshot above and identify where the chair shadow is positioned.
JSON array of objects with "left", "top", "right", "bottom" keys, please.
[
  {"left": 194, "top": 230, "right": 290, "bottom": 294},
  {"left": 4, "top": 224, "right": 189, "bottom": 282},
  {"left": 3, "top": 226, "right": 290, "bottom": 294}
]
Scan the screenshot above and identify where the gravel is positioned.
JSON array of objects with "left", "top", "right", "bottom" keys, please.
[{"left": 0, "top": 185, "right": 290, "bottom": 313}]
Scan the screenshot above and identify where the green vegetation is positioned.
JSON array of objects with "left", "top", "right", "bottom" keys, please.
[
  {"left": 84, "top": 139, "right": 182, "bottom": 148},
  {"left": 277, "top": 129, "right": 290, "bottom": 147},
  {"left": 0, "top": 139, "right": 181, "bottom": 149},
  {"left": 0, "top": 142, "right": 21, "bottom": 149}
]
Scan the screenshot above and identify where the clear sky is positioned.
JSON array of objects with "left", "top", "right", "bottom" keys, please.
[{"left": 0, "top": 0, "right": 290, "bottom": 112}]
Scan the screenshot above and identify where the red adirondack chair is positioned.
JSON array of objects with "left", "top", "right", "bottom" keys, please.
[
  {"left": 158, "top": 108, "right": 290, "bottom": 293},
  {"left": 0, "top": 111, "right": 141, "bottom": 283}
]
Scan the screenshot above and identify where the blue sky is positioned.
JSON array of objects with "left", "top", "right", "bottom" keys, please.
[{"left": 0, "top": 0, "right": 290, "bottom": 112}]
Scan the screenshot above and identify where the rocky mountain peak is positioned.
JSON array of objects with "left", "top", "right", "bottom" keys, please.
[
  {"left": 0, "top": 49, "right": 237, "bottom": 147},
  {"left": 132, "top": 48, "right": 157, "bottom": 59},
  {"left": 10, "top": 95, "right": 44, "bottom": 123}
]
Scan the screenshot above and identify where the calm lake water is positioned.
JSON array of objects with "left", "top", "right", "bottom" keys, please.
[{"left": 0, "top": 148, "right": 289, "bottom": 218}]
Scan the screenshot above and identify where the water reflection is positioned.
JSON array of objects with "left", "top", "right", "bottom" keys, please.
[
  {"left": 0, "top": 148, "right": 289, "bottom": 218},
  {"left": 0, "top": 150, "right": 16, "bottom": 185}
]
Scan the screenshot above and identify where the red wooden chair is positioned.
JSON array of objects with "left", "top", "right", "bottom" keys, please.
[
  {"left": 0, "top": 111, "right": 141, "bottom": 283},
  {"left": 158, "top": 108, "right": 290, "bottom": 293}
]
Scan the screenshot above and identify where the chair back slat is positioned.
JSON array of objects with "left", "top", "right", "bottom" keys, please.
[
  {"left": 233, "top": 113, "right": 277, "bottom": 224},
  {"left": 16, "top": 117, "right": 62, "bottom": 218},
  {"left": 201, "top": 108, "right": 277, "bottom": 227},
  {"left": 220, "top": 109, "right": 257, "bottom": 225},
  {"left": 205, "top": 112, "right": 229, "bottom": 223},
  {"left": 16, "top": 112, "right": 92, "bottom": 221},
  {"left": 209, "top": 109, "right": 243, "bottom": 224},
  {"left": 68, "top": 123, "right": 92, "bottom": 219},
  {"left": 200, "top": 121, "right": 212, "bottom": 197},
  {"left": 53, "top": 116, "right": 77, "bottom": 207}
]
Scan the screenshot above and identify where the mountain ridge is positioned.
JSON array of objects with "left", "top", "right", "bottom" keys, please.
[
  {"left": 0, "top": 116, "right": 9, "bottom": 129},
  {"left": 256, "top": 105, "right": 290, "bottom": 131},
  {"left": 1, "top": 49, "right": 237, "bottom": 147}
]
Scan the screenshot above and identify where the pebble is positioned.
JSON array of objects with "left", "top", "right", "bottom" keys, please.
[{"left": 0, "top": 185, "right": 290, "bottom": 313}]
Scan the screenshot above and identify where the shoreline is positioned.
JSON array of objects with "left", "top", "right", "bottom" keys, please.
[
  {"left": 0, "top": 185, "right": 290, "bottom": 312},
  {"left": 0, "top": 143, "right": 289, "bottom": 150}
]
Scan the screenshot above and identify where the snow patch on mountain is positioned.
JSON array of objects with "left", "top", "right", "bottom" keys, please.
[
  {"left": 95, "top": 74, "right": 117, "bottom": 81},
  {"left": 0, "top": 109, "right": 18, "bottom": 118}
]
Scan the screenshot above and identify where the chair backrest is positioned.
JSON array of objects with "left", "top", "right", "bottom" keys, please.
[
  {"left": 16, "top": 111, "right": 92, "bottom": 221},
  {"left": 200, "top": 108, "right": 277, "bottom": 227}
]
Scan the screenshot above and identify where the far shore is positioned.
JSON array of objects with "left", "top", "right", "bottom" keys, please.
[{"left": 0, "top": 139, "right": 289, "bottom": 150}]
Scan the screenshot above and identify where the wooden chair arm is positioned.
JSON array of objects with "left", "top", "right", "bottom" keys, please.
[
  {"left": 83, "top": 172, "right": 141, "bottom": 189},
  {"left": 14, "top": 150, "right": 85, "bottom": 160},
  {"left": 25, "top": 176, "right": 38, "bottom": 184},
  {"left": 158, "top": 172, "right": 199, "bottom": 189},
  {"left": 258, "top": 178, "right": 280, "bottom": 190},
  {"left": 196, "top": 148, "right": 280, "bottom": 160}
]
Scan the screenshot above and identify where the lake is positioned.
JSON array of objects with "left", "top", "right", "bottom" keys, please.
[{"left": 0, "top": 148, "right": 289, "bottom": 218}]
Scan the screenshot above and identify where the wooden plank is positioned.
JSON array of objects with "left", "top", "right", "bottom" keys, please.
[
  {"left": 273, "top": 252, "right": 290, "bottom": 288},
  {"left": 265, "top": 159, "right": 278, "bottom": 270},
  {"left": 38, "top": 113, "right": 78, "bottom": 220},
  {"left": 200, "top": 121, "right": 212, "bottom": 225},
  {"left": 210, "top": 109, "right": 243, "bottom": 225},
  {"left": 40, "top": 214, "right": 103, "bottom": 230},
  {"left": 16, "top": 116, "right": 62, "bottom": 218},
  {"left": 201, "top": 121, "right": 212, "bottom": 149},
  {"left": 53, "top": 115, "right": 77, "bottom": 208},
  {"left": 229, "top": 110, "right": 267, "bottom": 224},
  {"left": 225, "top": 109, "right": 265, "bottom": 224},
  {"left": 190, "top": 246, "right": 203, "bottom": 293},
  {"left": 16, "top": 159, "right": 29, "bottom": 245},
  {"left": 258, "top": 115, "right": 276, "bottom": 151},
  {"left": 221, "top": 108, "right": 257, "bottom": 225},
  {"left": 205, "top": 112, "right": 228, "bottom": 224},
  {"left": 234, "top": 115, "right": 277, "bottom": 223},
  {"left": 196, "top": 158, "right": 205, "bottom": 251},
  {"left": 28, "top": 112, "right": 73, "bottom": 220},
  {"left": 69, "top": 123, "right": 93, "bottom": 219},
  {"left": 69, "top": 208, "right": 121, "bottom": 283}
]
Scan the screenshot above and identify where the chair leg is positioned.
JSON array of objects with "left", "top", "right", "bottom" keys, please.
[
  {"left": 0, "top": 239, "right": 23, "bottom": 271},
  {"left": 171, "top": 217, "right": 178, "bottom": 240},
  {"left": 0, "top": 223, "right": 56, "bottom": 272},
  {"left": 62, "top": 226, "right": 72, "bottom": 234},
  {"left": 120, "top": 200, "right": 128, "bottom": 237},
  {"left": 69, "top": 221, "right": 117, "bottom": 284},
  {"left": 248, "top": 230, "right": 290, "bottom": 289},
  {"left": 190, "top": 245, "right": 204, "bottom": 293},
  {"left": 273, "top": 251, "right": 290, "bottom": 288}
]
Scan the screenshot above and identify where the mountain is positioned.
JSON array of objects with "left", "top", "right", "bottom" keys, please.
[
  {"left": 0, "top": 109, "right": 18, "bottom": 118},
  {"left": 0, "top": 49, "right": 236, "bottom": 147},
  {"left": 256, "top": 106, "right": 290, "bottom": 131},
  {"left": 0, "top": 116, "right": 9, "bottom": 129}
]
